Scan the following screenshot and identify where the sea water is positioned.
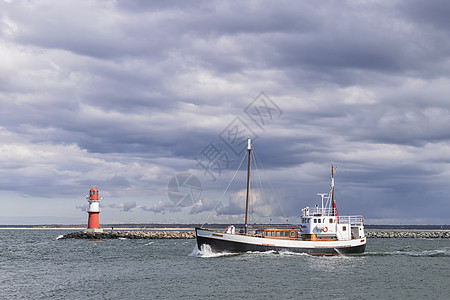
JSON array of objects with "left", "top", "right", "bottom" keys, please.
[{"left": 0, "top": 230, "right": 449, "bottom": 299}]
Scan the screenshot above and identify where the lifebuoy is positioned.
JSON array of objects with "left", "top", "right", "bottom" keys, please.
[
  {"left": 361, "top": 216, "right": 364, "bottom": 222},
  {"left": 323, "top": 227, "right": 328, "bottom": 233}
]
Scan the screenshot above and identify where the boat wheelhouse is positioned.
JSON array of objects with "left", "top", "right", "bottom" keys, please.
[{"left": 300, "top": 206, "right": 364, "bottom": 242}]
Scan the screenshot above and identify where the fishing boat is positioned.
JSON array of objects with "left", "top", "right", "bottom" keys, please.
[{"left": 195, "top": 139, "right": 366, "bottom": 255}]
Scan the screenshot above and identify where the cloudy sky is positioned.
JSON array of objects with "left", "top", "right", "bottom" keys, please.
[{"left": 1, "top": 0, "right": 450, "bottom": 225}]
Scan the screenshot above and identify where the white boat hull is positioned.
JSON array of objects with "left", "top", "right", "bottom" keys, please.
[{"left": 196, "top": 228, "right": 366, "bottom": 255}]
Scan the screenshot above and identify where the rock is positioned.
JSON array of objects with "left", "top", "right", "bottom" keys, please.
[{"left": 365, "top": 230, "right": 450, "bottom": 238}]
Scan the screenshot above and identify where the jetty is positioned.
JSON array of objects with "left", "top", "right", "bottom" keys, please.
[
  {"left": 366, "top": 230, "right": 450, "bottom": 238},
  {"left": 60, "top": 230, "right": 196, "bottom": 239}
]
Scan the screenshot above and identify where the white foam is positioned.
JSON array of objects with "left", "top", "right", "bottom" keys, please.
[
  {"left": 190, "top": 244, "right": 236, "bottom": 258},
  {"left": 189, "top": 244, "right": 200, "bottom": 257},
  {"left": 191, "top": 246, "right": 313, "bottom": 258},
  {"left": 244, "top": 250, "right": 310, "bottom": 257},
  {"left": 56, "top": 235, "right": 64, "bottom": 240},
  {"left": 402, "top": 248, "right": 450, "bottom": 257},
  {"left": 245, "top": 250, "right": 277, "bottom": 255},
  {"left": 278, "top": 250, "right": 310, "bottom": 257}
]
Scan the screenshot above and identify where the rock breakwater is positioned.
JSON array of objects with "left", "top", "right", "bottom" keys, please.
[
  {"left": 366, "top": 230, "right": 450, "bottom": 238},
  {"left": 60, "top": 230, "right": 196, "bottom": 239}
]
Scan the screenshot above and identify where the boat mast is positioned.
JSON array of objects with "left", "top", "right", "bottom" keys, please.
[
  {"left": 244, "top": 138, "right": 252, "bottom": 234},
  {"left": 331, "top": 164, "right": 338, "bottom": 219},
  {"left": 331, "top": 165, "right": 334, "bottom": 215}
]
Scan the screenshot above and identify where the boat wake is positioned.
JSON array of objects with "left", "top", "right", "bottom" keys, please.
[
  {"left": 364, "top": 248, "right": 450, "bottom": 257},
  {"left": 191, "top": 246, "right": 312, "bottom": 258},
  {"left": 261, "top": 250, "right": 309, "bottom": 257},
  {"left": 190, "top": 244, "right": 238, "bottom": 258},
  {"left": 56, "top": 235, "right": 64, "bottom": 240}
]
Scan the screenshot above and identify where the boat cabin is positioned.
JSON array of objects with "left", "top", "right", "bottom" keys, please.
[
  {"left": 301, "top": 206, "right": 364, "bottom": 241},
  {"left": 263, "top": 229, "right": 298, "bottom": 240}
]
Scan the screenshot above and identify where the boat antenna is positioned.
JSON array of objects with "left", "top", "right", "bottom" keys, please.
[
  {"left": 244, "top": 138, "right": 252, "bottom": 234},
  {"left": 317, "top": 193, "right": 327, "bottom": 215}
]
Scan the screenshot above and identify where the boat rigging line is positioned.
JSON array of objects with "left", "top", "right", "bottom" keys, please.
[
  {"left": 252, "top": 150, "right": 288, "bottom": 222},
  {"left": 201, "top": 138, "right": 289, "bottom": 229},
  {"left": 200, "top": 150, "right": 247, "bottom": 228}
]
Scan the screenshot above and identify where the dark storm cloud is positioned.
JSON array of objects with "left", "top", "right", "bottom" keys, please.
[
  {"left": 6, "top": 2, "right": 175, "bottom": 59},
  {"left": 399, "top": 0, "right": 450, "bottom": 31},
  {"left": 108, "top": 201, "right": 137, "bottom": 212},
  {"left": 1, "top": 0, "right": 450, "bottom": 224}
]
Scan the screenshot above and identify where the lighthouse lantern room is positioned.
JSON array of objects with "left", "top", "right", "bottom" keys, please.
[{"left": 84, "top": 188, "right": 103, "bottom": 233}]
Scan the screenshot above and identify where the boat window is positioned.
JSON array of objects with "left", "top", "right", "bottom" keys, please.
[
  {"left": 313, "top": 219, "right": 317, "bottom": 223},
  {"left": 270, "top": 231, "right": 274, "bottom": 236},
  {"left": 343, "top": 226, "right": 347, "bottom": 231},
  {"left": 276, "top": 231, "right": 280, "bottom": 236},
  {"left": 318, "top": 219, "right": 321, "bottom": 223},
  {"left": 290, "top": 231, "right": 295, "bottom": 237},
  {"left": 329, "top": 218, "right": 333, "bottom": 223}
]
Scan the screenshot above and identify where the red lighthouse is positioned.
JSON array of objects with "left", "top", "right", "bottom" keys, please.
[{"left": 85, "top": 188, "right": 103, "bottom": 233}]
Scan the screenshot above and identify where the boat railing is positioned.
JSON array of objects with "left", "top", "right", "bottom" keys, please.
[
  {"left": 303, "top": 207, "right": 334, "bottom": 217},
  {"left": 338, "top": 215, "right": 364, "bottom": 226}
]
